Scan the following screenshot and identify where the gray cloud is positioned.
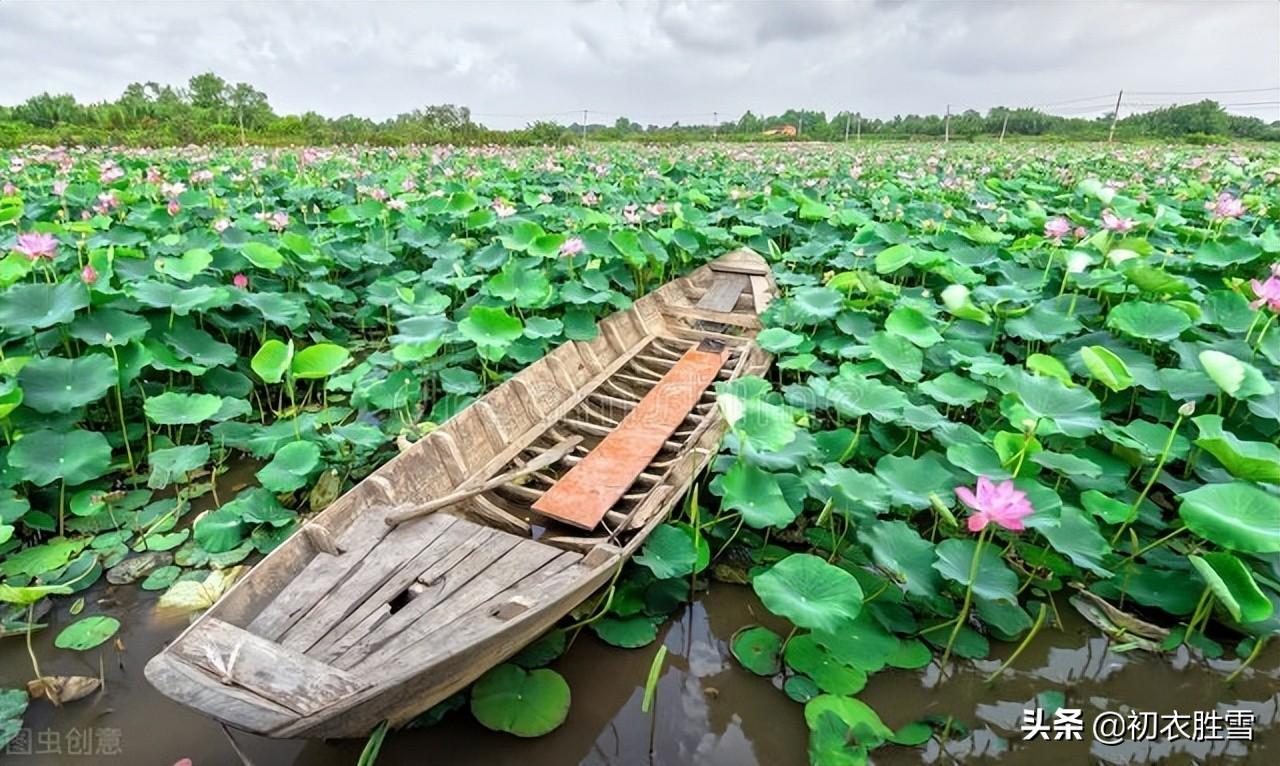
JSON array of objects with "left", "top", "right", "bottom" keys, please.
[{"left": 0, "top": 0, "right": 1276, "bottom": 128}]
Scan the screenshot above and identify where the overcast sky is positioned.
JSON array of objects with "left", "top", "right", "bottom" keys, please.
[{"left": 2, "top": 0, "right": 1277, "bottom": 128}]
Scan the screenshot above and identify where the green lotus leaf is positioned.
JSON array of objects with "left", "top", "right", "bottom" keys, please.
[
  {"left": 718, "top": 461, "right": 797, "bottom": 529},
  {"left": 1079, "top": 345, "right": 1133, "bottom": 393},
  {"left": 868, "top": 332, "right": 922, "bottom": 382},
  {"left": 0, "top": 281, "right": 89, "bottom": 331},
  {"left": 144, "top": 392, "right": 224, "bottom": 425},
  {"left": 17, "top": 354, "right": 116, "bottom": 413},
  {"left": 256, "top": 440, "right": 321, "bottom": 493},
  {"left": 730, "top": 625, "right": 783, "bottom": 676},
  {"left": 470, "top": 664, "right": 570, "bottom": 738},
  {"left": 459, "top": 306, "right": 524, "bottom": 347},
  {"left": 1106, "top": 301, "right": 1191, "bottom": 342},
  {"left": 718, "top": 394, "right": 798, "bottom": 453},
  {"left": 792, "top": 286, "right": 843, "bottom": 322},
  {"left": 919, "top": 372, "right": 988, "bottom": 406},
  {"left": 67, "top": 308, "right": 149, "bottom": 347},
  {"left": 804, "top": 695, "right": 893, "bottom": 746},
  {"left": 1189, "top": 552, "right": 1274, "bottom": 624},
  {"left": 54, "top": 615, "right": 120, "bottom": 651},
  {"left": 932, "top": 538, "right": 1019, "bottom": 603},
  {"left": 589, "top": 615, "right": 659, "bottom": 648},
  {"left": 825, "top": 376, "right": 907, "bottom": 422},
  {"left": 1192, "top": 415, "right": 1280, "bottom": 483},
  {"left": 155, "top": 247, "right": 213, "bottom": 281},
  {"left": 193, "top": 507, "right": 247, "bottom": 554},
  {"left": 1198, "top": 350, "right": 1274, "bottom": 399},
  {"left": 857, "top": 520, "right": 942, "bottom": 600},
  {"left": 147, "top": 444, "right": 210, "bottom": 490},
  {"left": 1178, "top": 482, "right": 1280, "bottom": 553},
  {"left": 997, "top": 369, "right": 1102, "bottom": 437},
  {"left": 291, "top": 343, "right": 351, "bottom": 379},
  {"left": 784, "top": 634, "right": 866, "bottom": 695},
  {"left": 251, "top": 338, "right": 294, "bottom": 384},
  {"left": 634, "top": 523, "right": 701, "bottom": 580},
  {"left": 241, "top": 241, "right": 285, "bottom": 269},
  {"left": 8, "top": 429, "right": 112, "bottom": 486},
  {"left": 753, "top": 553, "right": 864, "bottom": 633},
  {"left": 885, "top": 306, "right": 942, "bottom": 348}
]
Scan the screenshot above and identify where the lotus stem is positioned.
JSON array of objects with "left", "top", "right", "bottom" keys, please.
[
  {"left": 1117, "top": 526, "right": 1187, "bottom": 567},
  {"left": 941, "top": 526, "right": 989, "bottom": 668},
  {"left": 985, "top": 602, "right": 1048, "bottom": 684},
  {"left": 26, "top": 604, "right": 43, "bottom": 681},
  {"left": 1225, "top": 636, "right": 1268, "bottom": 685},
  {"left": 109, "top": 346, "right": 135, "bottom": 473},
  {"left": 1111, "top": 410, "right": 1186, "bottom": 545}
]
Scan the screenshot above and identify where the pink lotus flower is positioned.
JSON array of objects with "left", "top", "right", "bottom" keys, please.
[
  {"left": 1044, "top": 217, "right": 1071, "bottom": 241},
  {"left": 387, "top": 198, "right": 406, "bottom": 212},
  {"left": 146, "top": 167, "right": 164, "bottom": 184},
  {"left": 94, "top": 191, "right": 120, "bottom": 215},
  {"left": 232, "top": 273, "right": 249, "bottom": 289},
  {"left": 1100, "top": 209, "right": 1134, "bottom": 233},
  {"left": 1249, "top": 275, "right": 1280, "bottom": 313},
  {"left": 560, "top": 237, "right": 585, "bottom": 258},
  {"left": 190, "top": 169, "right": 214, "bottom": 184},
  {"left": 1209, "top": 192, "right": 1245, "bottom": 220},
  {"left": 368, "top": 187, "right": 388, "bottom": 202},
  {"left": 538, "top": 193, "right": 552, "bottom": 205},
  {"left": 622, "top": 204, "right": 641, "bottom": 225},
  {"left": 80, "top": 264, "right": 98, "bottom": 285},
  {"left": 400, "top": 177, "right": 417, "bottom": 193},
  {"left": 492, "top": 199, "right": 516, "bottom": 218},
  {"left": 99, "top": 163, "right": 124, "bottom": 183},
  {"left": 581, "top": 191, "right": 598, "bottom": 207},
  {"left": 14, "top": 231, "right": 57, "bottom": 260},
  {"left": 52, "top": 180, "right": 67, "bottom": 196},
  {"left": 955, "top": 476, "right": 1033, "bottom": 532},
  {"left": 2, "top": 182, "right": 16, "bottom": 196},
  {"left": 167, "top": 199, "right": 181, "bottom": 216},
  {"left": 213, "top": 218, "right": 230, "bottom": 233},
  {"left": 160, "top": 181, "right": 186, "bottom": 198},
  {"left": 1073, "top": 226, "right": 1088, "bottom": 239},
  {"left": 647, "top": 202, "right": 668, "bottom": 217}
]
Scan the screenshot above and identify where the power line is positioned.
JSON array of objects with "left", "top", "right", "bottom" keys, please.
[{"left": 1128, "top": 86, "right": 1280, "bottom": 96}]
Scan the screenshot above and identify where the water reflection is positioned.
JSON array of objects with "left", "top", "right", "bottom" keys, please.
[{"left": 0, "top": 580, "right": 1276, "bottom": 765}]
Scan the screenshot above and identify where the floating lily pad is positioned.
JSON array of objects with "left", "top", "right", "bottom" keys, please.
[
  {"left": 54, "top": 615, "right": 120, "bottom": 651},
  {"left": 730, "top": 625, "right": 782, "bottom": 676},
  {"left": 470, "top": 663, "right": 570, "bottom": 738},
  {"left": 753, "top": 554, "right": 864, "bottom": 633}
]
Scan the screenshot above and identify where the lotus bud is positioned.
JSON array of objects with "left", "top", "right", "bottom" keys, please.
[
  {"left": 1178, "top": 401, "right": 1196, "bottom": 418},
  {"left": 929, "top": 492, "right": 958, "bottom": 527},
  {"left": 941, "top": 284, "right": 970, "bottom": 311},
  {"left": 1021, "top": 418, "right": 1038, "bottom": 432},
  {"left": 104, "top": 332, "right": 113, "bottom": 344}
]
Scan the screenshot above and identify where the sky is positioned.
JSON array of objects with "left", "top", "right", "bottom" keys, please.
[{"left": 2, "top": 0, "right": 1278, "bottom": 128}]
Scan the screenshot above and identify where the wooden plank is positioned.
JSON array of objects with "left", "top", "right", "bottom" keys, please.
[
  {"left": 750, "top": 274, "right": 772, "bottom": 314},
  {"left": 302, "top": 522, "right": 501, "bottom": 660},
  {"left": 342, "top": 548, "right": 583, "bottom": 672},
  {"left": 696, "top": 272, "right": 749, "bottom": 312},
  {"left": 171, "top": 617, "right": 368, "bottom": 718},
  {"left": 665, "top": 303, "right": 762, "bottom": 329},
  {"left": 277, "top": 514, "right": 463, "bottom": 652},
  {"left": 531, "top": 340, "right": 728, "bottom": 530},
  {"left": 333, "top": 537, "right": 563, "bottom": 669},
  {"left": 247, "top": 505, "right": 405, "bottom": 640}
]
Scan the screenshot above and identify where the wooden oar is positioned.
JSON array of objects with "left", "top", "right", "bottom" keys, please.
[{"left": 385, "top": 436, "right": 583, "bottom": 527}]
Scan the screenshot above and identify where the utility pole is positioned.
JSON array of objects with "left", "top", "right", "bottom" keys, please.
[
  {"left": 1108, "top": 90, "right": 1124, "bottom": 143},
  {"left": 944, "top": 104, "right": 951, "bottom": 143},
  {"left": 856, "top": 116, "right": 862, "bottom": 143},
  {"left": 713, "top": 111, "right": 718, "bottom": 140},
  {"left": 999, "top": 112, "right": 1009, "bottom": 143},
  {"left": 798, "top": 114, "right": 804, "bottom": 137},
  {"left": 844, "top": 113, "right": 851, "bottom": 142},
  {"left": 581, "top": 109, "right": 588, "bottom": 142}
]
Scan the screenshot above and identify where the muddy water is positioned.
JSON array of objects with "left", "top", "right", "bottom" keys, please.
[{"left": 2, "top": 578, "right": 1277, "bottom": 766}]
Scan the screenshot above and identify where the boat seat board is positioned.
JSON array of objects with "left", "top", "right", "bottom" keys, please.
[
  {"left": 170, "top": 617, "right": 368, "bottom": 718},
  {"left": 530, "top": 340, "right": 729, "bottom": 530}
]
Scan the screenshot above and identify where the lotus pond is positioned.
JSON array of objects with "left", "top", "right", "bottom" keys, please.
[{"left": 0, "top": 142, "right": 1279, "bottom": 764}]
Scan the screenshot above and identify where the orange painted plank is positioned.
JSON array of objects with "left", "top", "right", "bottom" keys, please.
[{"left": 532, "top": 343, "right": 728, "bottom": 530}]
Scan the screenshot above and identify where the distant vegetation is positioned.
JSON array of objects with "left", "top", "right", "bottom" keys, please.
[{"left": 1, "top": 72, "right": 1275, "bottom": 146}]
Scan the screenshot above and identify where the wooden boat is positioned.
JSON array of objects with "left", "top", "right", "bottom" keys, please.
[{"left": 145, "top": 248, "right": 775, "bottom": 739}]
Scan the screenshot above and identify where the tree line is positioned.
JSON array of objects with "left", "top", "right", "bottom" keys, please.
[{"left": 0, "top": 72, "right": 1275, "bottom": 147}]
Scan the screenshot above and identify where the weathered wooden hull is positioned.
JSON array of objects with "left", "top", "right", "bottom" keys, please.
[{"left": 145, "top": 248, "right": 775, "bottom": 739}]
